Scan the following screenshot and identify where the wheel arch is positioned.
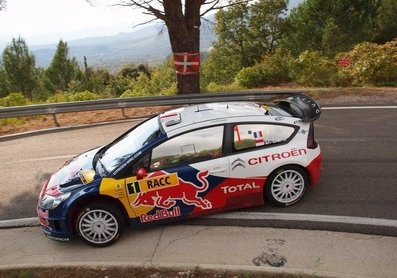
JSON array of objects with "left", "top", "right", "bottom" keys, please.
[
  {"left": 266, "top": 163, "right": 310, "bottom": 185},
  {"left": 264, "top": 163, "right": 310, "bottom": 203},
  {"left": 68, "top": 195, "right": 130, "bottom": 234}
]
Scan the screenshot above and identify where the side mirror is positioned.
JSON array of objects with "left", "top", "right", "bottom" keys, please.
[{"left": 136, "top": 168, "right": 148, "bottom": 180}]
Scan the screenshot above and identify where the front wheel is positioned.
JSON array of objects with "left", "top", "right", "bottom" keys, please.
[
  {"left": 266, "top": 166, "right": 308, "bottom": 207},
  {"left": 75, "top": 203, "right": 123, "bottom": 247}
]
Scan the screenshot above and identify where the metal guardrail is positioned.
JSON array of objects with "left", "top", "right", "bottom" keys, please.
[{"left": 0, "top": 90, "right": 303, "bottom": 126}]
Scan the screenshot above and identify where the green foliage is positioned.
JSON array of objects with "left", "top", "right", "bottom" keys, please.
[
  {"left": 236, "top": 65, "right": 267, "bottom": 88},
  {"left": 119, "top": 64, "right": 150, "bottom": 79},
  {"left": 69, "top": 91, "right": 99, "bottom": 101},
  {"left": 338, "top": 40, "right": 397, "bottom": 86},
  {"left": 79, "top": 68, "right": 110, "bottom": 96},
  {"left": 0, "top": 66, "right": 11, "bottom": 98},
  {"left": 281, "top": 0, "right": 379, "bottom": 56},
  {"left": 375, "top": 0, "right": 397, "bottom": 43},
  {"left": 202, "top": 0, "right": 288, "bottom": 87},
  {"left": 201, "top": 48, "right": 243, "bottom": 86},
  {"left": 105, "top": 77, "right": 131, "bottom": 97},
  {"left": 0, "top": 92, "right": 30, "bottom": 127},
  {"left": 249, "top": 0, "right": 288, "bottom": 53},
  {"left": 2, "top": 37, "right": 38, "bottom": 100},
  {"left": 45, "top": 40, "right": 82, "bottom": 92},
  {"left": 46, "top": 92, "right": 70, "bottom": 103},
  {"left": 0, "top": 92, "right": 30, "bottom": 107},
  {"left": 290, "top": 51, "right": 337, "bottom": 86},
  {"left": 120, "top": 58, "right": 176, "bottom": 98},
  {"left": 204, "top": 82, "right": 242, "bottom": 93},
  {"left": 46, "top": 91, "right": 99, "bottom": 103},
  {"left": 236, "top": 49, "right": 292, "bottom": 88}
]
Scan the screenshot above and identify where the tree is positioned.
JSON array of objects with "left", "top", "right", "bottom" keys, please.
[
  {"left": 249, "top": 0, "right": 288, "bottom": 54},
  {"left": 46, "top": 40, "right": 81, "bottom": 92},
  {"left": 201, "top": 0, "right": 288, "bottom": 85},
  {"left": 375, "top": 0, "right": 397, "bottom": 43},
  {"left": 0, "top": 65, "right": 11, "bottom": 98},
  {"left": 281, "top": 0, "right": 379, "bottom": 56},
  {"left": 119, "top": 63, "right": 150, "bottom": 79},
  {"left": 2, "top": 37, "right": 38, "bottom": 100},
  {"left": 116, "top": 0, "right": 250, "bottom": 94}
]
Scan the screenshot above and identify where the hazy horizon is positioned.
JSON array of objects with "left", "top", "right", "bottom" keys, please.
[{"left": 0, "top": 0, "right": 303, "bottom": 48}]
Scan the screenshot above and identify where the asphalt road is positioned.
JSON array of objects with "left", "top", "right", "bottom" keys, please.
[{"left": 0, "top": 107, "right": 396, "bottom": 234}]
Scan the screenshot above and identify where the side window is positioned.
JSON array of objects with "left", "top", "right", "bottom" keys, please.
[
  {"left": 233, "top": 124, "right": 295, "bottom": 151},
  {"left": 131, "top": 153, "right": 150, "bottom": 175},
  {"left": 150, "top": 126, "right": 224, "bottom": 171}
]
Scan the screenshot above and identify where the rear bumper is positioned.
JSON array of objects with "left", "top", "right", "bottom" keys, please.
[{"left": 306, "top": 154, "right": 323, "bottom": 186}]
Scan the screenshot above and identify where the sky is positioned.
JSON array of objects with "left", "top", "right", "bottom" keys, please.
[
  {"left": 0, "top": 0, "right": 303, "bottom": 47},
  {"left": 0, "top": 0, "right": 147, "bottom": 45}
]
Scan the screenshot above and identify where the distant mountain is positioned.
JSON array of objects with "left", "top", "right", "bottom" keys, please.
[
  {"left": 31, "top": 22, "right": 216, "bottom": 71},
  {"left": 28, "top": 0, "right": 304, "bottom": 72}
]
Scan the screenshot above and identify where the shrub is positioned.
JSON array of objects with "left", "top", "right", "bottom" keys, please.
[
  {"left": 338, "top": 40, "right": 397, "bottom": 86},
  {"left": 0, "top": 92, "right": 30, "bottom": 107},
  {"left": 46, "top": 91, "right": 98, "bottom": 103},
  {"left": 69, "top": 91, "right": 99, "bottom": 101},
  {"left": 290, "top": 51, "right": 337, "bottom": 86},
  {"left": 46, "top": 92, "right": 70, "bottom": 103},
  {"left": 205, "top": 82, "right": 242, "bottom": 92},
  {"left": 236, "top": 65, "right": 267, "bottom": 88},
  {"left": 235, "top": 49, "right": 292, "bottom": 88}
]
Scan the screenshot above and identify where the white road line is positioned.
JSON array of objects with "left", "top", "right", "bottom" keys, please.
[
  {"left": 323, "top": 106, "right": 397, "bottom": 110},
  {"left": 25, "top": 155, "right": 76, "bottom": 162},
  {"left": 205, "top": 212, "right": 397, "bottom": 228}
]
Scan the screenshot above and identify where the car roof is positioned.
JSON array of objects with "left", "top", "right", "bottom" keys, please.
[{"left": 159, "top": 102, "right": 269, "bottom": 133}]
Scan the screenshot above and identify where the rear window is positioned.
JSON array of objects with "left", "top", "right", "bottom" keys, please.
[
  {"left": 233, "top": 124, "right": 295, "bottom": 151},
  {"left": 268, "top": 106, "right": 294, "bottom": 117}
]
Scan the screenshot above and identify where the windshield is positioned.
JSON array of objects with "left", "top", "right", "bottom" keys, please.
[{"left": 99, "top": 116, "right": 161, "bottom": 173}]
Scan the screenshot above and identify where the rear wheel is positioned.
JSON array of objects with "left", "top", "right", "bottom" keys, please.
[
  {"left": 266, "top": 166, "right": 308, "bottom": 207},
  {"left": 75, "top": 203, "right": 123, "bottom": 247}
]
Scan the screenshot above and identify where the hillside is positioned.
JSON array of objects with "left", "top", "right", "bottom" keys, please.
[{"left": 31, "top": 22, "right": 216, "bottom": 71}]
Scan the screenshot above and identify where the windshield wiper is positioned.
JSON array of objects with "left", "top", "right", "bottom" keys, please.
[{"left": 97, "top": 158, "right": 109, "bottom": 176}]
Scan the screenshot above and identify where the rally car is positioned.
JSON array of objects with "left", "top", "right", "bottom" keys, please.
[{"left": 37, "top": 95, "right": 322, "bottom": 247}]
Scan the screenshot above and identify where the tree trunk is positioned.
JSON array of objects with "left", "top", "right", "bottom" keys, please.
[{"left": 164, "top": 0, "right": 203, "bottom": 94}]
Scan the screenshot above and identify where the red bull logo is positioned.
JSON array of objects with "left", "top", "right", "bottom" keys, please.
[
  {"left": 131, "top": 170, "right": 212, "bottom": 210},
  {"left": 140, "top": 206, "right": 181, "bottom": 223},
  {"left": 37, "top": 208, "right": 50, "bottom": 228}
]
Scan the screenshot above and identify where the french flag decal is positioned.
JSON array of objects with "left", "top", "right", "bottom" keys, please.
[{"left": 253, "top": 131, "right": 264, "bottom": 146}]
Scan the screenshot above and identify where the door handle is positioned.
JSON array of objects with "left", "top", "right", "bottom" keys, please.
[{"left": 209, "top": 167, "right": 226, "bottom": 174}]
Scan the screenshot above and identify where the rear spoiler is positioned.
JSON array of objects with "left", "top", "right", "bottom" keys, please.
[{"left": 276, "top": 95, "right": 321, "bottom": 122}]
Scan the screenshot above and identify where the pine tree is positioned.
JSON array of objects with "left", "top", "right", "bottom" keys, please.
[
  {"left": 46, "top": 40, "right": 81, "bottom": 92},
  {"left": 2, "top": 37, "right": 38, "bottom": 100}
]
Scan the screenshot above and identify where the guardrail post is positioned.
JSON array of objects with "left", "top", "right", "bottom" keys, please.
[
  {"left": 52, "top": 113, "right": 60, "bottom": 127},
  {"left": 121, "top": 108, "right": 129, "bottom": 118}
]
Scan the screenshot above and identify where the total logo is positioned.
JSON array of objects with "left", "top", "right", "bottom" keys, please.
[{"left": 221, "top": 182, "right": 260, "bottom": 194}]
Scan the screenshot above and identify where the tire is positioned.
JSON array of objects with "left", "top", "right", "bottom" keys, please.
[
  {"left": 265, "top": 165, "right": 308, "bottom": 207},
  {"left": 75, "top": 202, "right": 124, "bottom": 247}
]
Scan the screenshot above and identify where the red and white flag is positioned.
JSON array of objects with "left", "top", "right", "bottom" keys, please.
[{"left": 173, "top": 52, "right": 200, "bottom": 75}]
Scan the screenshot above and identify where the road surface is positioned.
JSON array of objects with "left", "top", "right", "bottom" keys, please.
[{"left": 0, "top": 107, "right": 396, "bottom": 235}]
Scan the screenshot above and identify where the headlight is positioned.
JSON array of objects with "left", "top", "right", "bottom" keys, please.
[{"left": 39, "top": 192, "right": 71, "bottom": 210}]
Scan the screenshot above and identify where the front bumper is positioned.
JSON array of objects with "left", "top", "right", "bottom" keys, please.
[{"left": 37, "top": 207, "right": 73, "bottom": 241}]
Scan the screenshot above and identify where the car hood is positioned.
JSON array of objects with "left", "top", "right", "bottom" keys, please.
[{"left": 47, "top": 147, "right": 102, "bottom": 191}]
